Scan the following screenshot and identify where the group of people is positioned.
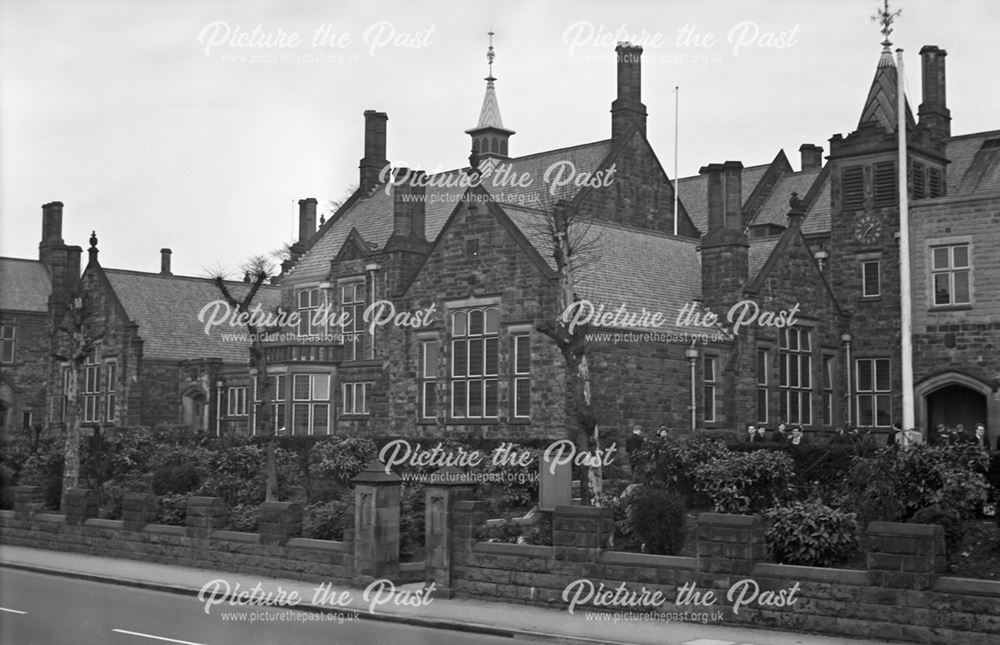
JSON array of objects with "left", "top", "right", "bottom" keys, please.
[
  {"left": 745, "top": 423, "right": 805, "bottom": 445},
  {"left": 930, "top": 422, "right": 990, "bottom": 449}
]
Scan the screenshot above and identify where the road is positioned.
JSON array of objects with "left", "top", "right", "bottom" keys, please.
[{"left": 0, "top": 569, "right": 529, "bottom": 645}]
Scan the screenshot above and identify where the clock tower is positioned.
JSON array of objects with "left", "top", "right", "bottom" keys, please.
[{"left": 828, "top": 7, "right": 948, "bottom": 429}]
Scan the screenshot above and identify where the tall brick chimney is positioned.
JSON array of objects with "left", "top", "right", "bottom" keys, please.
[
  {"left": 391, "top": 168, "right": 426, "bottom": 241},
  {"left": 298, "top": 198, "right": 317, "bottom": 242},
  {"left": 160, "top": 248, "right": 172, "bottom": 275},
  {"left": 799, "top": 144, "right": 823, "bottom": 171},
  {"left": 918, "top": 46, "right": 950, "bottom": 141},
  {"left": 699, "top": 162, "right": 748, "bottom": 311},
  {"left": 610, "top": 43, "right": 647, "bottom": 141},
  {"left": 359, "top": 110, "right": 389, "bottom": 192},
  {"left": 40, "top": 201, "right": 64, "bottom": 246}
]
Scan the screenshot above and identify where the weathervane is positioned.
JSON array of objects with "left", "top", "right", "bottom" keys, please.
[
  {"left": 486, "top": 29, "right": 496, "bottom": 84},
  {"left": 872, "top": 0, "right": 902, "bottom": 49}
]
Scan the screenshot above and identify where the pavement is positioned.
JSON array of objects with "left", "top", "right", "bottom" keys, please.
[{"left": 0, "top": 545, "right": 910, "bottom": 645}]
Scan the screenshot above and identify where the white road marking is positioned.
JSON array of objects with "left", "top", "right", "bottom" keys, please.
[
  {"left": 0, "top": 607, "right": 27, "bottom": 614},
  {"left": 111, "top": 628, "right": 208, "bottom": 645},
  {"left": 682, "top": 640, "right": 736, "bottom": 645}
]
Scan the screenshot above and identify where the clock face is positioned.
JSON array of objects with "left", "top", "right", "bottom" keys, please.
[{"left": 853, "top": 213, "right": 882, "bottom": 245}]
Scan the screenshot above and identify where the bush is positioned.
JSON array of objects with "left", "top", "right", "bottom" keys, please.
[
  {"left": 595, "top": 488, "right": 642, "bottom": 552},
  {"left": 764, "top": 501, "right": 858, "bottom": 567},
  {"left": 399, "top": 484, "right": 425, "bottom": 562},
  {"left": 17, "top": 442, "right": 64, "bottom": 510},
  {"left": 157, "top": 493, "right": 187, "bottom": 526},
  {"left": 308, "top": 437, "right": 377, "bottom": 501},
  {"left": 302, "top": 495, "right": 352, "bottom": 540},
  {"left": 910, "top": 505, "right": 965, "bottom": 555},
  {"left": 227, "top": 502, "right": 260, "bottom": 532},
  {"left": 839, "top": 443, "right": 990, "bottom": 527},
  {"left": 152, "top": 464, "right": 200, "bottom": 496},
  {"left": 626, "top": 486, "right": 687, "bottom": 555},
  {"left": 631, "top": 435, "right": 728, "bottom": 506},
  {"left": 694, "top": 450, "right": 795, "bottom": 514}
]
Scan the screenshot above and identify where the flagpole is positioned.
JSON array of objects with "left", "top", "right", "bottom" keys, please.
[
  {"left": 673, "top": 86, "right": 679, "bottom": 237},
  {"left": 897, "top": 48, "right": 915, "bottom": 432}
]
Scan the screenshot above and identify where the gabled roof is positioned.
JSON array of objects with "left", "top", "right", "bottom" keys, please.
[
  {"left": 0, "top": 257, "right": 51, "bottom": 313},
  {"left": 469, "top": 79, "right": 511, "bottom": 133},
  {"left": 801, "top": 178, "right": 832, "bottom": 236},
  {"left": 748, "top": 237, "right": 782, "bottom": 280},
  {"left": 750, "top": 168, "right": 824, "bottom": 229},
  {"left": 504, "top": 206, "right": 701, "bottom": 334},
  {"left": 857, "top": 46, "right": 916, "bottom": 133},
  {"left": 677, "top": 162, "right": 771, "bottom": 235},
  {"left": 945, "top": 130, "right": 1000, "bottom": 196},
  {"left": 290, "top": 140, "right": 613, "bottom": 282},
  {"left": 102, "top": 269, "right": 280, "bottom": 362}
]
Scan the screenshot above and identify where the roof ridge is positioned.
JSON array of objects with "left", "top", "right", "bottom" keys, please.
[
  {"left": 103, "top": 267, "right": 278, "bottom": 288},
  {"left": 574, "top": 217, "right": 700, "bottom": 243},
  {"left": 948, "top": 129, "right": 1000, "bottom": 141},
  {"left": 0, "top": 256, "right": 45, "bottom": 264}
]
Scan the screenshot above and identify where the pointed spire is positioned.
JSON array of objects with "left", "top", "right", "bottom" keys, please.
[
  {"left": 466, "top": 29, "right": 515, "bottom": 161},
  {"left": 858, "top": 0, "right": 914, "bottom": 132}
]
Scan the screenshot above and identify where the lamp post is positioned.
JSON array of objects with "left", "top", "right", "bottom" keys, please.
[
  {"left": 841, "top": 333, "right": 852, "bottom": 427},
  {"left": 685, "top": 346, "right": 700, "bottom": 432},
  {"left": 215, "top": 378, "right": 224, "bottom": 437}
]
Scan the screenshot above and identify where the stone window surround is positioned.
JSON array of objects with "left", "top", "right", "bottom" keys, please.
[{"left": 925, "top": 235, "right": 974, "bottom": 311}]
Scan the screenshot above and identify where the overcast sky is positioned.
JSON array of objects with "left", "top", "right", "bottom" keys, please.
[{"left": 2, "top": 0, "right": 997, "bottom": 277}]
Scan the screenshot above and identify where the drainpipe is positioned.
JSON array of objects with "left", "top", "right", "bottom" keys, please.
[
  {"left": 365, "top": 263, "right": 380, "bottom": 360},
  {"left": 841, "top": 333, "right": 853, "bottom": 426},
  {"left": 685, "top": 346, "right": 700, "bottom": 432}
]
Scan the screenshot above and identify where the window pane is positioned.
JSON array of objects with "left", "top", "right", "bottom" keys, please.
[
  {"left": 292, "top": 403, "right": 309, "bottom": 435},
  {"left": 875, "top": 394, "right": 892, "bottom": 427},
  {"left": 293, "top": 375, "right": 311, "bottom": 400},
  {"left": 788, "top": 330, "right": 798, "bottom": 351},
  {"left": 800, "top": 393, "right": 811, "bottom": 425},
  {"left": 800, "top": 356, "right": 811, "bottom": 389},
  {"left": 515, "top": 379, "right": 530, "bottom": 417},
  {"left": 312, "top": 404, "right": 329, "bottom": 434},
  {"left": 274, "top": 403, "right": 286, "bottom": 430},
  {"left": 423, "top": 382, "right": 437, "bottom": 418},
  {"left": 857, "top": 360, "right": 872, "bottom": 392},
  {"left": 858, "top": 396, "right": 873, "bottom": 426},
  {"left": 452, "top": 381, "right": 467, "bottom": 418},
  {"left": 756, "top": 350, "right": 767, "bottom": 385},
  {"left": 452, "top": 311, "right": 467, "bottom": 337},
  {"left": 469, "top": 379, "right": 484, "bottom": 416},
  {"left": 469, "top": 310, "right": 484, "bottom": 335},
  {"left": 703, "top": 385, "right": 714, "bottom": 421},
  {"left": 484, "top": 338, "right": 498, "bottom": 376},
  {"left": 485, "top": 308, "right": 499, "bottom": 334},
  {"left": 423, "top": 341, "right": 440, "bottom": 378},
  {"left": 484, "top": 379, "right": 498, "bottom": 417},
  {"left": 703, "top": 357, "right": 714, "bottom": 381},
  {"left": 789, "top": 356, "right": 799, "bottom": 388},
  {"left": 933, "top": 273, "right": 951, "bottom": 304},
  {"left": 953, "top": 271, "right": 970, "bottom": 304},
  {"left": 933, "top": 247, "right": 949, "bottom": 270},
  {"left": 468, "top": 339, "right": 483, "bottom": 376},
  {"left": 757, "top": 389, "right": 768, "bottom": 423},
  {"left": 299, "top": 291, "right": 309, "bottom": 308},
  {"left": 275, "top": 375, "right": 286, "bottom": 399},
  {"left": 312, "top": 374, "right": 330, "bottom": 400},
  {"left": 875, "top": 359, "right": 890, "bottom": 391},
  {"left": 952, "top": 245, "right": 969, "bottom": 268},
  {"left": 779, "top": 354, "right": 787, "bottom": 387},
  {"left": 452, "top": 341, "right": 467, "bottom": 377},
  {"left": 515, "top": 336, "right": 530, "bottom": 374}
]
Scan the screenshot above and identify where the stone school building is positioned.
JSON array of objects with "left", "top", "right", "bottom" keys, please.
[{"left": 7, "top": 33, "right": 999, "bottom": 447}]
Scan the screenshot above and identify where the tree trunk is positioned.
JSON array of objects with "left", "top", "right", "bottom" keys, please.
[{"left": 61, "top": 368, "right": 80, "bottom": 511}]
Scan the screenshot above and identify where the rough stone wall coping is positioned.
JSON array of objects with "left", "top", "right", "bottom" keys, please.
[
  {"left": 698, "top": 513, "right": 762, "bottom": 528},
  {"left": 553, "top": 505, "right": 614, "bottom": 519},
  {"left": 473, "top": 542, "right": 553, "bottom": 558},
  {"left": 599, "top": 551, "right": 697, "bottom": 570},
  {"left": 869, "top": 522, "right": 944, "bottom": 537},
  {"left": 144, "top": 524, "right": 187, "bottom": 536},
  {"left": 754, "top": 562, "right": 870, "bottom": 585},
  {"left": 83, "top": 519, "right": 124, "bottom": 530},
  {"left": 34, "top": 513, "right": 65, "bottom": 523},
  {"left": 286, "top": 538, "right": 345, "bottom": 552},
  {"left": 210, "top": 530, "right": 259, "bottom": 543},
  {"left": 934, "top": 576, "right": 1000, "bottom": 597}
]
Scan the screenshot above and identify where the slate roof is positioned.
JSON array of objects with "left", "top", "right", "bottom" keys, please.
[
  {"left": 677, "top": 163, "right": 770, "bottom": 235},
  {"left": 750, "top": 169, "right": 823, "bottom": 229},
  {"left": 0, "top": 257, "right": 51, "bottom": 312},
  {"left": 801, "top": 177, "right": 832, "bottom": 236},
  {"left": 944, "top": 130, "right": 1000, "bottom": 196},
  {"left": 291, "top": 140, "right": 613, "bottom": 282},
  {"left": 102, "top": 269, "right": 281, "bottom": 362},
  {"left": 504, "top": 206, "right": 701, "bottom": 335},
  {"left": 748, "top": 237, "right": 782, "bottom": 280},
  {"left": 857, "top": 47, "right": 916, "bottom": 133}
]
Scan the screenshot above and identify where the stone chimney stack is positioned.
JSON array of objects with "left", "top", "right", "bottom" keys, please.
[
  {"left": 298, "top": 198, "right": 318, "bottom": 242},
  {"left": 699, "top": 162, "right": 748, "bottom": 311},
  {"left": 40, "top": 201, "right": 64, "bottom": 247},
  {"left": 799, "top": 144, "right": 823, "bottom": 171},
  {"left": 359, "top": 110, "right": 389, "bottom": 192},
  {"left": 160, "top": 248, "right": 172, "bottom": 275},
  {"left": 918, "top": 45, "right": 950, "bottom": 141},
  {"left": 391, "top": 168, "right": 426, "bottom": 241},
  {"left": 610, "top": 43, "right": 647, "bottom": 141}
]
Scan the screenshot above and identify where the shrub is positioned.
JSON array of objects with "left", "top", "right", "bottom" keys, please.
[
  {"left": 157, "top": 493, "right": 187, "bottom": 526},
  {"left": 480, "top": 443, "right": 540, "bottom": 516},
  {"left": 17, "top": 443, "right": 64, "bottom": 510},
  {"left": 626, "top": 486, "right": 687, "bottom": 555},
  {"left": 197, "top": 443, "right": 265, "bottom": 507},
  {"left": 694, "top": 450, "right": 795, "bottom": 514},
  {"left": 631, "top": 435, "right": 728, "bottom": 506},
  {"left": 302, "top": 495, "right": 352, "bottom": 540},
  {"left": 482, "top": 520, "right": 524, "bottom": 543},
  {"left": 764, "top": 501, "right": 858, "bottom": 567},
  {"left": 839, "top": 443, "right": 990, "bottom": 527},
  {"left": 152, "top": 464, "right": 200, "bottom": 496},
  {"left": 308, "top": 437, "right": 377, "bottom": 501},
  {"left": 399, "top": 484, "right": 426, "bottom": 562},
  {"left": 595, "top": 488, "right": 641, "bottom": 552},
  {"left": 227, "top": 502, "right": 260, "bottom": 533},
  {"left": 0, "top": 464, "right": 15, "bottom": 509}
]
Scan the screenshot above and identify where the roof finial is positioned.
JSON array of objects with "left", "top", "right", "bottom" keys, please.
[
  {"left": 486, "top": 28, "right": 496, "bottom": 86},
  {"left": 872, "top": 0, "right": 901, "bottom": 51}
]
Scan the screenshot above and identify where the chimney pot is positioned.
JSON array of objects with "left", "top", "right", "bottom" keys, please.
[
  {"left": 41, "top": 201, "right": 65, "bottom": 246},
  {"left": 297, "top": 198, "right": 318, "bottom": 242},
  {"left": 798, "top": 144, "right": 823, "bottom": 171},
  {"left": 160, "top": 248, "right": 172, "bottom": 275},
  {"left": 359, "top": 110, "right": 389, "bottom": 191},
  {"left": 611, "top": 43, "right": 647, "bottom": 141}
]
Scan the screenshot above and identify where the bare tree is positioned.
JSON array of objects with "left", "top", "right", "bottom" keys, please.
[
  {"left": 51, "top": 291, "right": 104, "bottom": 510},
  {"left": 209, "top": 255, "right": 281, "bottom": 501}
]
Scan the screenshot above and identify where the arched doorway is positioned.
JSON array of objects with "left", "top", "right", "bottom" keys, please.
[
  {"left": 915, "top": 372, "right": 992, "bottom": 445},
  {"left": 181, "top": 387, "right": 207, "bottom": 432}
]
